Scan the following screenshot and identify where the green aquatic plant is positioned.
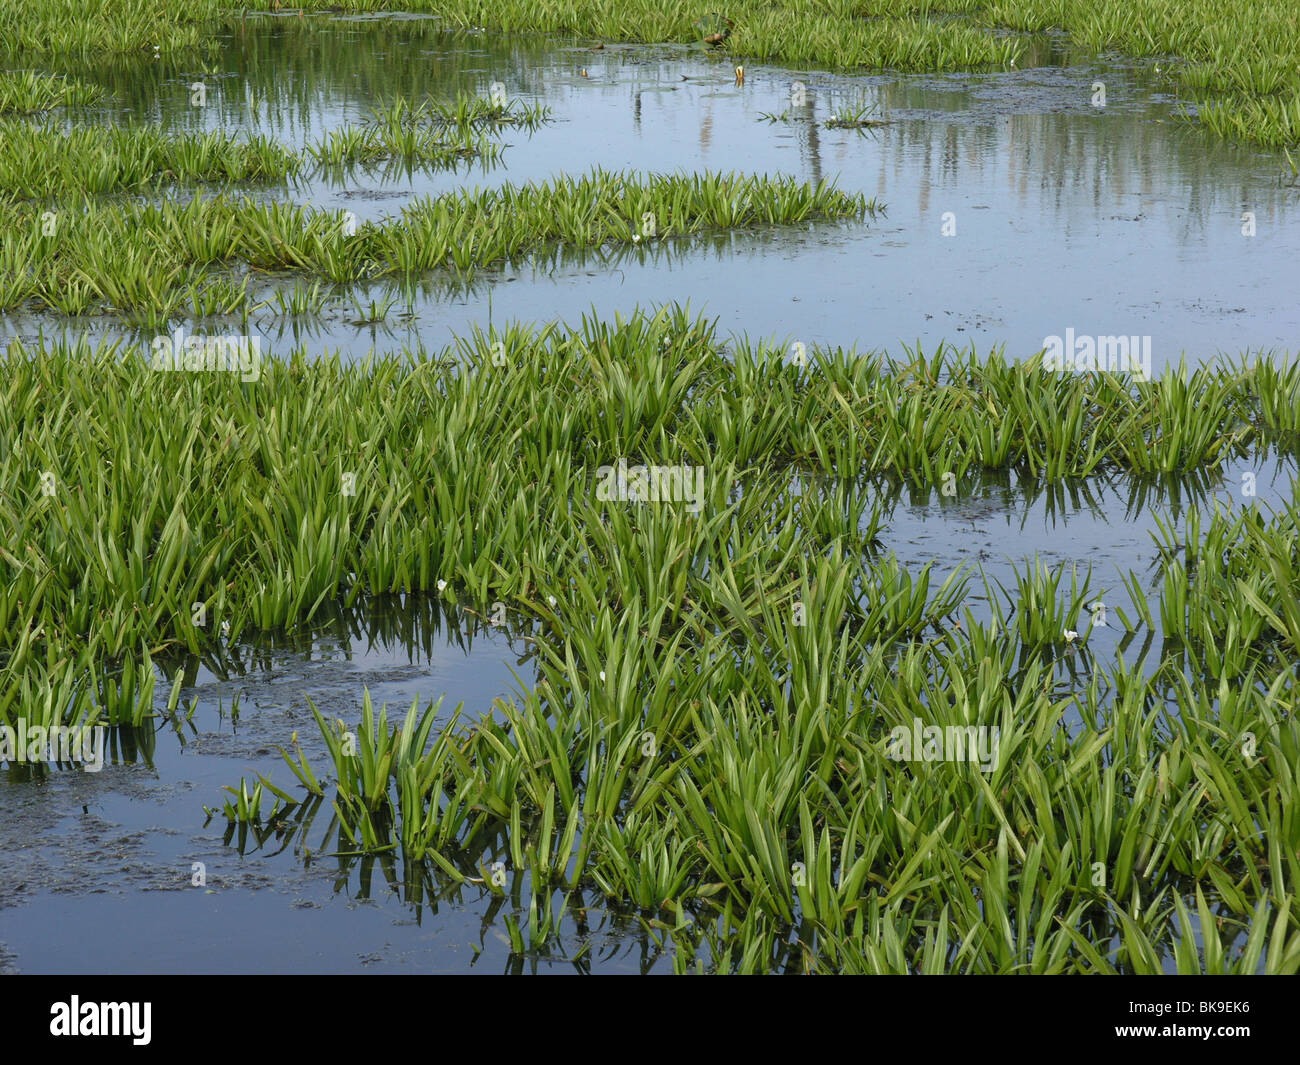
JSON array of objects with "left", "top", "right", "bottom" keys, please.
[
  {"left": 228, "top": 598, "right": 1300, "bottom": 972},
  {"left": 412, "top": 90, "right": 552, "bottom": 131},
  {"left": 5, "top": 306, "right": 1300, "bottom": 972},
  {"left": 0, "top": 120, "right": 299, "bottom": 202},
  {"left": 0, "top": 171, "right": 874, "bottom": 315},
  {"left": 306, "top": 112, "right": 502, "bottom": 171},
  {"left": 0, "top": 70, "right": 102, "bottom": 113},
  {"left": 990, "top": 557, "right": 1096, "bottom": 649},
  {"left": 213, "top": 777, "right": 278, "bottom": 823},
  {"left": 348, "top": 291, "right": 397, "bottom": 324},
  {"left": 824, "top": 101, "right": 888, "bottom": 129},
  {"left": 267, "top": 278, "right": 332, "bottom": 316},
  {"left": 3, "top": 0, "right": 1300, "bottom": 975},
  {"left": 3, "top": 310, "right": 1297, "bottom": 705}
]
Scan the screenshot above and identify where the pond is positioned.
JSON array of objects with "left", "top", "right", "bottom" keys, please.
[
  {"left": 9, "top": 14, "right": 1298, "bottom": 363},
  {"left": 2, "top": 11, "right": 1297, "bottom": 975}
]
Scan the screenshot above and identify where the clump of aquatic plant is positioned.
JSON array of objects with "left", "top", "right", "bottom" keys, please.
[
  {"left": 185, "top": 275, "right": 254, "bottom": 318},
  {"left": 343, "top": 289, "right": 395, "bottom": 324},
  {"left": 1105, "top": 360, "right": 1253, "bottom": 473},
  {"left": 306, "top": 102, "right": 504, "bottom": 170},
  {"left": 6, "top": 305, "right": 1300, "bottom": 971},
  {"left": 0, "top": 120, "right": 299, "bottom": 202},
  {"left": 0, "top": 171, "right": 875, "bottom": 313},
  {"left": 1150, "top": 502, "right": 1300, "bottom": 676},
  {"left": 824, "top": 101, "right": 887, "bottom": 129},
  {"left": 412, "top": 91, "right": 552, "bottom": 131},
  {"left": 1242, "top": 352, "right": 1300, "bottom": 437},
  {"left": 989, "top": 557, "right": 1096, "bottom": 649},
  {"left": 0, "top": 71, "right": 103, "bottom": 113},
  {"left": 275, "top": 693, "right": 471, "bottom": 858},
  {"left": 267, "top": 278, "right": 332, "bottom": 316},
  {"left": 213, "top": 776, "right": 280, "bottom": 823},
  {"left": 4, "top": 308, "right": 1298, "bottom": 701},
  {"left": 0, "top": 0, "right": 214, "bottom": 55},
  {"left": 229, "top": 575, "right": 1300, "bottom": 972}
]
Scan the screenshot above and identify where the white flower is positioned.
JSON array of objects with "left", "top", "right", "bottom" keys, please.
[
  {"left": 632, "top": 234, "right": 641, "bottom": 243},
  {"left": 548, "top": 595, "right": 557, "bottom": 606},
  {"left": 1063, "top": 629, "right": 1079, "bottom": 643},
  {"left": 599, "top": 671, "right": 606, "bottom": 682},
  {"left": 437, "top": 579, "right": 447, "bottom": 592}
]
